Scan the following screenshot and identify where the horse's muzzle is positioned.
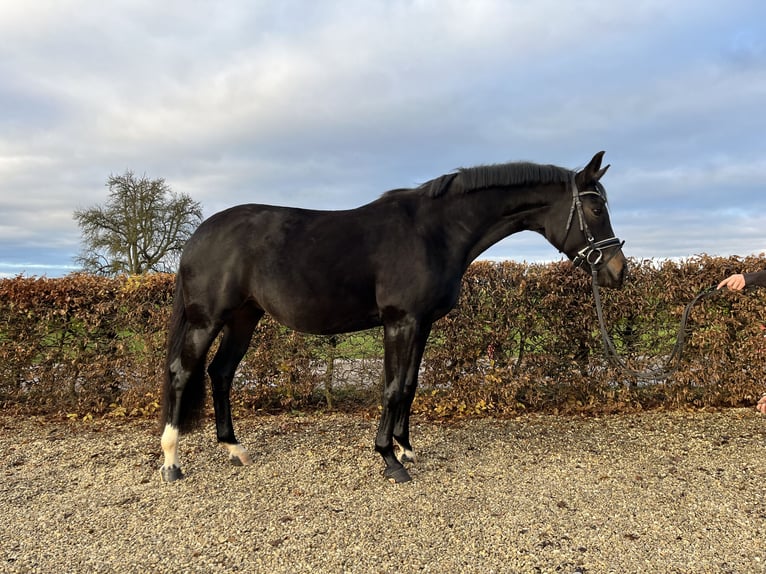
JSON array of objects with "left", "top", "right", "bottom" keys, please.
[{"left": 596, "top": 247, "right": 627, "bottom": 288}]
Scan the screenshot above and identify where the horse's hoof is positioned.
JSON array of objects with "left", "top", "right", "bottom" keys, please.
[
  {"left": 228, "top": 450, "right": 253, "bottom": 467},
  {"left": 160, "top": 465, "right": 184, "bottom": 483},
  {"left": 384, "top": 466, "right": 412, "bottom": 484},
  {"left": 222, "top": 444, "right": 253, "bottom": 466}
]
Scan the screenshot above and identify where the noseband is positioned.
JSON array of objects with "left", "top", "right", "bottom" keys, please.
[{"left": 564, "top": 179, "right": 624, "bottom": 271}]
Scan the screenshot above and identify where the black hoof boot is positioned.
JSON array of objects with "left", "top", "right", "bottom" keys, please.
[
  {"left": 384, "top": 466, "right": 412, "bottom": 484},
  {"left": 160, "top": 465, "right": 184, "bottom": 483}
]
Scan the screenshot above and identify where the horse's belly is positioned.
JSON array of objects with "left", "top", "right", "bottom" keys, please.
[
  {"left": 258, "top": 290, "right": 381, "bottom": 335},
  {"left": 272, "top": 306, "right": 381, "bottom": 335}
]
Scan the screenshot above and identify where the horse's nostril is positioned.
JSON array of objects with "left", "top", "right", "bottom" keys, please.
[
  {"left": 601, "top": 258, "right": 627, "bottom": 288},
  {"left": 617, "top": 266, "right": 628, "bottom": 287}
]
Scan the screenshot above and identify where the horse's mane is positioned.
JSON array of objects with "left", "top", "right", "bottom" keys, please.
[{"left": 382, "top": 162, "right": 576, "bottom": 199}]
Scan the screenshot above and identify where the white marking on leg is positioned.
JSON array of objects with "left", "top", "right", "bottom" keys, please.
[
  {"left": 221, "top": 442, "right": 253, "bottom": 466},
  {"left": 397, "top": 447, "right": 417, "bottom": 464},
  {"left": 161, "top": 424, "right": 179, "bottom": 469},
  {"left": 399, "top": 448, "right": 418, "bottom": 462}
]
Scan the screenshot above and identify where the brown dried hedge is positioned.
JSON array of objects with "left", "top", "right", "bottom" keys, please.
[{"left": 1, "top": 255, "right": 764, "bottom": 419}]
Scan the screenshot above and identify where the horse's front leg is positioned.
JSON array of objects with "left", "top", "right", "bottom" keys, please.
[
  {"left": 393, "top": 322, "right": 431, "bottom": 464},
  {"left": 208, "top": 313, "right": 261, "bottom": 467},
  {"left": 375, "top": 316, "right": 430, "bottom": 483}
]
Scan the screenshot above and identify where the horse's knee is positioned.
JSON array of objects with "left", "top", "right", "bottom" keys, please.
[{"left": 381, "top": 383, "right": 403, "bottom": 408}]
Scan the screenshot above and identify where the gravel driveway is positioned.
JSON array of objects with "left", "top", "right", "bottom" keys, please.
[{"left": 2, "top": 409, "right": 765, "bottom": 573}]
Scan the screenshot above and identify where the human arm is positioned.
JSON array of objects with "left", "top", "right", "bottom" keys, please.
[{"left": 742, "top": 270, "right": 766, "bottom": 287}]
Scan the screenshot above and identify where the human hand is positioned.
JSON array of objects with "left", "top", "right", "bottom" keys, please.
[
  {"left": 758, "top": 394, "right": 766, "bottom": 415},
  {"left": 717, "top": 274, "right": 746, "bottom": 291}
]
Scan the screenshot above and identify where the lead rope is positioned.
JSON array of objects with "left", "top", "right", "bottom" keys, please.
[{"left": 590, "top": 268, "right": 722, "bottom": 380}]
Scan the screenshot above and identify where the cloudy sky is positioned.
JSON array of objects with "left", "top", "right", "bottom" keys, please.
[{"left": 1, "top": 1, "right": 764, "bottom": 277}]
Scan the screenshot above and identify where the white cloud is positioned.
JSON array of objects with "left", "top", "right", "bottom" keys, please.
[{"left": 0, "top": 1, "right": 764, "bottom": 275}]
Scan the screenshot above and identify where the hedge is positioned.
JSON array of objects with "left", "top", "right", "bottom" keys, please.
[{"left": 1, "top": 255, "right": 764, "bottom": 419}]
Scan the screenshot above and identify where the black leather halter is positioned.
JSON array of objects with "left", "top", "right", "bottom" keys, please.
[{"left": 564, "top": 179, "right": 624, "bottom": 270}]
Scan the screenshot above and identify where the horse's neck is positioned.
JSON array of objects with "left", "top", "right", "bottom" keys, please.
[{"left": 444, "top": 185, "right": 558, "bottom": 265}]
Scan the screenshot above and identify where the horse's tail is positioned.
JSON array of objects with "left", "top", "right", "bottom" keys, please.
[{"left": 159, "top": 273, "right": 207, "bottom": 434}]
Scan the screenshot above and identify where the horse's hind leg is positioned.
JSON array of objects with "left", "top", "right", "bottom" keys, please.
[
  {"left": 161, "top": 325, "right": 220, "bottom": 482},
  {"left": 207, "top": 306, "right": 263, "bottom": 467}
]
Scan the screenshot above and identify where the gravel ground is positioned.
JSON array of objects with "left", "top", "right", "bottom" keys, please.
[{"left": 2, "top": 409, "right": 765, "bottom": 573}]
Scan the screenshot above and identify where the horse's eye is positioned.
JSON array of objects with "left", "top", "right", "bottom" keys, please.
[{"left": 592, "top": 207, "right": 604, "bottom": 217}]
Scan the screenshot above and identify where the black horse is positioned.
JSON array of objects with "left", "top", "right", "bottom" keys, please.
[{"left": 160, "top": 151, "right": 626, "bottom": 483}]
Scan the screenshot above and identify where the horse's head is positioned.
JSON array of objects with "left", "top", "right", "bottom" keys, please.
[{"left": 547, "top": 151, "right": 627, "bottom": 288}]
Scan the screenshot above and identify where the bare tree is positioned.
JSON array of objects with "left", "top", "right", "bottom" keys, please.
[{"left": 74, "top": 171, "right": 203, "bottom": 275}]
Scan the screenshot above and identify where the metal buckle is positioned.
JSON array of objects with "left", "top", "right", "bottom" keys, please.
[
  {"left": 586, "top": 247, "right": 604, "bottom": 266},
  {"left": 574, "top": 238, "right": 623, "bottom": 270}
]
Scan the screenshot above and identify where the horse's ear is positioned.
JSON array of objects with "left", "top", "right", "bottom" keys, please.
[
  {"left": 586, "top": 151, "right": 605, "bottom": 173},
  {"left": 576, "top": 151, "right": 607, "bottom": 185},
  {"left": 595, "top": 164, "right": 610, "bottom": 181}
]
